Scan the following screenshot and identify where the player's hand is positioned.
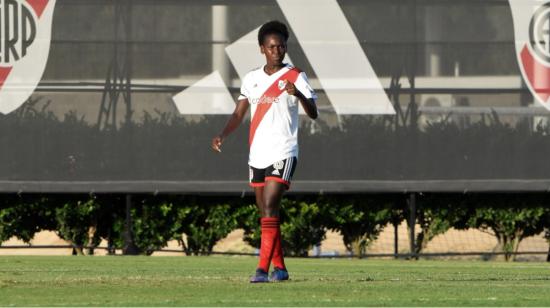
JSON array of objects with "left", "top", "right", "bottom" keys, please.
[
  {"left": 283, "top": 79, "right": 298, "bottom": 96},
  {"left": 211, "top": 135, "right": 223, "bottom": 153}
]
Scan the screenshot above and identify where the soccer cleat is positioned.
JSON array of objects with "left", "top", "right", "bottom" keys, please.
[
  {"left": 269, "top": 267, "right": 289, "bottom": 282},
  {"left": 249, "top": 269, "right": 269, "bottom": 283}
]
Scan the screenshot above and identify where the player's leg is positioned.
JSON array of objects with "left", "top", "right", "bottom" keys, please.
[
  {"left": 262, "top": 180, "right": 285, "bottom": 217},
  {"left": 262, "top": 157, "right": 296, "bottom": 217},
  {"left": 249, "top": 167, "right": 270, "bottom": 283},
  {"left": 254, "top": 183, "right": 283, "bottom": 280},
  {"left": 249, "top": 159, "right": 295, "bottom": 282},
  {"left": 263, "top": 157, "right": 297, "bottom": 281},
  {"left": 251, "top": 177, "right": 286, "bottom": 282},
  {"left": 262, "top": 180, "right": 289, "bottom": 281},
  {"left": 254, "top": 186, "right": 266, "bottom": 216}
]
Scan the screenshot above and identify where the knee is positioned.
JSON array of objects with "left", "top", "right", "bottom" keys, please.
[
  {"left": 256, "top": 198, "right": 264, "bottom": 209},
  {"left": 262, "top": 199, "right": 279, "bottom": 217}
]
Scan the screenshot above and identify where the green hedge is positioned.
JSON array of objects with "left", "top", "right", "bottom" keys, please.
[{"left": 0, "top": 193, "right": 549, "bottom": 260}]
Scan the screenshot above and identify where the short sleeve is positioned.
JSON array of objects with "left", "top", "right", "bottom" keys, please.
[
  {"left": 294, "top": 72, "right": 317, "bottom": 101},
  {"left": 238, "top": 73, "right": 251, "bottom": 101}
]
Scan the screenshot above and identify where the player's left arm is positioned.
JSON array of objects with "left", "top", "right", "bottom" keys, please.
[{"left": 284, "top": 78, "right": 318, "bottom": 119}]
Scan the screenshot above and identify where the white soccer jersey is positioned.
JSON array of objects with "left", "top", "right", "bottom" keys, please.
[{"left": 238, "top": 64, "right": 317, "bottom": 169}]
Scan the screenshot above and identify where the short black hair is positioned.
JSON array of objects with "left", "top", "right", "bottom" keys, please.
[{"left": 258, "top": 20, "right": 289, "bottom": 46}]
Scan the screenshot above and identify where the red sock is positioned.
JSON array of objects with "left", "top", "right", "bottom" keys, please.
[
  {"left": 271, "top": 224, "right": 286, "bottom": 270},
  {"left": 258, "top": 217, "right": 279, "bottom": 272}
]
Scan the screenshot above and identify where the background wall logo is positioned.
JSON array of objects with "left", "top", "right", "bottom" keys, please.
[
  {"left": 528, "top": 3, "right": 550, "bottom": 62},
  {"left": 173, "top": 0, "right": 396, "bottom": 116},
  {"left": 0, "top": 0, "right": 55, "bottom": 115},
  {"left": 510, "top": 0, "right": 550, "bottom": 108}
]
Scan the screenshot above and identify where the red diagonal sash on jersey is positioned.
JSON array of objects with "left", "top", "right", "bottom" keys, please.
[
  {"left": 249, "top": 68, "right": 301, "bottom": 147},
  {"left": 521, "top": 45, "right": 550, "bottom": 103}
]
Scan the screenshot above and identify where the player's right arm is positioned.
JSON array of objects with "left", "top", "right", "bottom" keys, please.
[{"left": 211, "top": 98, "right": 250, "bottom": 153}]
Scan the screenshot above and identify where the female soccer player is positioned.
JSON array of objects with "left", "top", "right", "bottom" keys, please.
[{"left": 211, "top": 20, "right": 317, "bottom": 283}]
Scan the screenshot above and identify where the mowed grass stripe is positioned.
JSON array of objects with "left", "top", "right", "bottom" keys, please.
[{"left": 0, "top": 256, "right": 549, "bottom": 306}]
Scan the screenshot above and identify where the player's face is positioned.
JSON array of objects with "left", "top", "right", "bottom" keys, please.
[{"left": 261, "top": 34, "right": 286, "bottom": 66}]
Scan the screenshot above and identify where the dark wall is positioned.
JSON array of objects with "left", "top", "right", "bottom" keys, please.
[{"left": 1, "top": 0, "right": 544, "bottom": 193}]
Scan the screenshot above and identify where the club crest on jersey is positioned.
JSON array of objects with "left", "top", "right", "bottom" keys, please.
[
  {"left": 510, "top": 0, "right": 550, "bottom": 109},
  {"left": 0, "top": 0, "right": 56, "bottom": 114},
  {"left": 277, "top": 80, "right": 286, "bottom": 90}
]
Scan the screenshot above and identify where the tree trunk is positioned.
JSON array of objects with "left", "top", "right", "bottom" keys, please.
[
  {"left": 107, "top": 230, "right": 115, "bottom": 255},
  {"left": 348, "top": 237, "right": 366, "bottom": 258},
  {"left": 73, "top": 246, "right": 84, "bottom": 256},
  {"left": 503, "top": 236, "right": 514, "bottom": 262},
  {"left": 87, "top": 225, "right": 97, "bottom": 255},
  {"left": 492, "top": 234, "right": 507, "bottom": 261},
  {"left": 415, "top": 227, "right": 432, "bottom": 255},
  {"left": 510, "top": 232, "right": 523, "bottom": 262},
  {"left": 123, "top": 194, "right": 140, "bottom": 255}
]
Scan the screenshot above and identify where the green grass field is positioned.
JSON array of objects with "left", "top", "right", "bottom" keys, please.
[{"left": 0, "top": 256, "right": 549, "bottom": 306}]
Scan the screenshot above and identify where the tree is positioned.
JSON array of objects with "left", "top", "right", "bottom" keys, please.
[
  {"left": 237, "top": 203, "right": 261, "bottom": 249},
  {"left": 323, "top": 195, "right": 393, "bottom": 257},
  {"left": 116, "top": 196, "right": 183, "bottom": 255},
  {"left": 239, "top": 197, "right": 327, "bottom": 257},
  {"left": 177, "top": 197, "right": 240, "bottom": 255},
  {"left": 54, "top": 195, "right": 101, "bottom": 255},
  {"left": 279, "top": 198, "right": 326, "bottom": 257},
  {"left": 462, "top": 195, "right": 548, "bottom": 261},
  {"left": 92, "top": 194, "right": 125, "bottom": 255},
  {"left": 0, "top": 195, "right": 56, "bottom": 244},
  {"left": 541, "top": 208, "right": 550, "bottom": 262},
  {"left": 413, "top": 194, "right": 469, "bottom": 255}
]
